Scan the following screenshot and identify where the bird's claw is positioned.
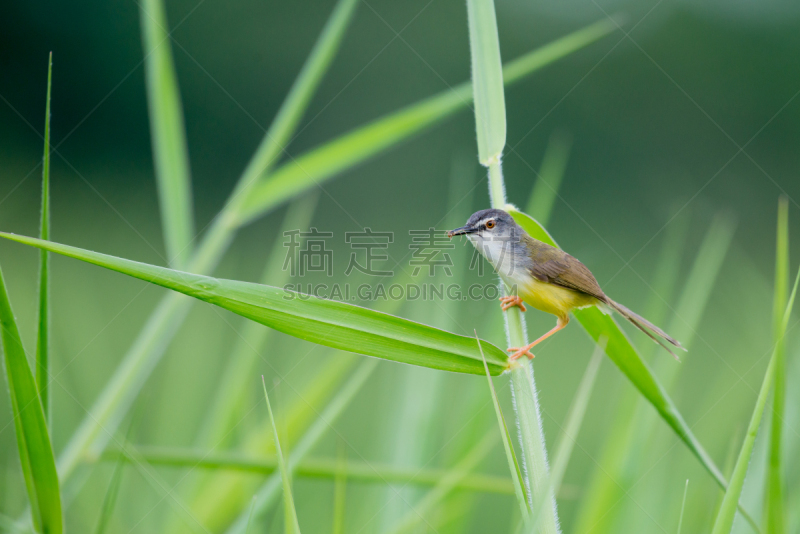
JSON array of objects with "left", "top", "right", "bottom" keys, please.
[
  {"left": 499, "top": 295, "right": 526, "bottom": 312},
  {"left": 507, "top": 347, "right": 535, "bottom": 360}
]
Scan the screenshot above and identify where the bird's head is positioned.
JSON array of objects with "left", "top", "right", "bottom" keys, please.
[{"left": 447, "top": 209, "right": 517, "bottom": 244}]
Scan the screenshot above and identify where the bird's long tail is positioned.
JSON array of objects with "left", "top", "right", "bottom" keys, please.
[{"left": 605, "top": 298, "right": 685, "bottom": 360}]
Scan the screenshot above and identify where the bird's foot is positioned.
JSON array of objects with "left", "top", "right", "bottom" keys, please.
[
  {"left": 499, "top": 295, "right": 526, "bottom": 312},
  {"left": 507, "top": 345, "right": 535, "bottom": 360}
]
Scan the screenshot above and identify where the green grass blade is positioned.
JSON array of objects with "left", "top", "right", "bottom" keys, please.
[
  {"left": 478, "top": 335, "right": 530, "bottom": 519},
  {"left": 766, "top": 197, "right": 789, "bottom": 534},
  {"left": 36, "top": 53, "right": 53, "bottom": 425},
  {"left": 140, "top": 0, "right": 195, "bottom": 268},
  {"left": 711, "top": 266, "right": 800, "bottom": 534},
  {"left": 530, "top": 343, "right": 602, "bottom": 531},
  {"left": 385, "top": 432, "right": 498, "bottom": 534},
  {"left": 506, "top": 206, "right": 736, "bottom": 498},
  {"left": 0, "top": 233, "right": 509, "bottom": 375},
  {"left": 261, "top": 377, "right": 301, "bottom": 534},
  {"left": 236, "top": 19, "right": 618, "bottom": 225},
  {"left": 466, "top": 0, "right": 506, "bottom": 164},
  {"left": 0, "top": 265, "right": 62, "bottom": 534},
  {"left": 96, "top": 445, "right": 517, "bottom": 495},
  {"left": 678, "top": 479, "right": 689, "bottom": 534},
  {"left": 225, "top": 359, "right": 378, "bottom": 534},
  {"left": 525, "top": 131, "right": 571, "bottom": 227}
]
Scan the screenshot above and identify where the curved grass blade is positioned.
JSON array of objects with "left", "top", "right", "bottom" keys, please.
[
  {"left": 712, "top": 266, "right": 800, "bottom": 533},
  {"left": 0, "top": 233, "right": 509, "bottom": 375},
  {"left": 261, "top": 377, "right": 301, "bottom": 534},
  {"left": 140, "top": 0, "right": 195, "bottom": 268},
  {"left": 477, "top": 335, "right": 529, "bottom": 519},
  {"left": 765, "top": 197, "right": 789, "bottom": 534},
  {"left": 0, "top": 265, "right": 62, "bottom": 534},
  {"left": 50, "top": 0, "right": 360, "bottom": 485},
  {"left": 236, "top": 18, "right": 618, "bottom": 225},
  {"left": 36, "top": 53, "right": 53, "bottom": 424},
  {"left": 525, "top": 131, "right": 571, "bottom": 227},
  {"left": 506, "top": 206, "right": 753, "bottom": 516}
]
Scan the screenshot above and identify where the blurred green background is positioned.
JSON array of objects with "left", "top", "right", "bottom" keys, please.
[{"left": 1, "top": 0, "right": 799, "bottom": 532}]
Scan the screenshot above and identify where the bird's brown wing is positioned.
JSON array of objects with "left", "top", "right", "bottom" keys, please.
[{"left": 522, "top": 235, "right": 606, "bottom": 301}]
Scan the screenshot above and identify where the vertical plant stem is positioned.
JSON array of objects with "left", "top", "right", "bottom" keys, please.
[
  {"left": 466, "top": 0, "right": 558, "bottom": 527},
  {"left": 765, "top": 196, "right": 789, "bottom": 534},
  {"left": 489, "top": 160, "right": 559, "bottom": 533}
]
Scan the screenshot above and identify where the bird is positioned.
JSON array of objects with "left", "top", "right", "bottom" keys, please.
[{"left": 448, "top": 208, "right": 684, "bottom": 361}]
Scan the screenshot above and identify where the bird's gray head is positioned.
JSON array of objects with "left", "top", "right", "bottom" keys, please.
[
  {"left": 447, "top": 208, "right": 518, "bottom": 241},
  {"left": 448, "top": 209, "right": 527, "bottom": 277}
]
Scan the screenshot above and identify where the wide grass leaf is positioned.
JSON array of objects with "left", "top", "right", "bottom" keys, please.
[
  {"left": 0, "top": 265, "right": 62, "bottom": 534},
  {"left": 712, "top": 266, "right": 800, "bottom": 534},
  {"left": 506, "top": 206, "right": 737, "bottom": 498},
  {"left": 236, "top": 18, "right": 618, "bottom": 226},
  {"left": 0, "top": 233, "right": 508, "bottom": 375},
  {"left": 36, "top": 53, "right": 53, "bottom": 423},
  {"left": 140, "top": 0, "right": 195, "bottom": 268}
]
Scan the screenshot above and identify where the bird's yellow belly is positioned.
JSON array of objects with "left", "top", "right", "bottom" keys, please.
[{"left": 518, "top": 278, "right": 596, "bottom": 318}]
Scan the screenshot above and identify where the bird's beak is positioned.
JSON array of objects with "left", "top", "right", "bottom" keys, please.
[{"left": 447, "top": 225, "right": 478, "bottom": 238}]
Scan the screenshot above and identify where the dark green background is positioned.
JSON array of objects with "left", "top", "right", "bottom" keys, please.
[{"left": 1, "top": 0, "right": 799, "bottom": 532}]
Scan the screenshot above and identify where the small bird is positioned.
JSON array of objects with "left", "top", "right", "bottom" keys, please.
[{"left": 448, "top": 208, "right": 684, "bottom": 361}]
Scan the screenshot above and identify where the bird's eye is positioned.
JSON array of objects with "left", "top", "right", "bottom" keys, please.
[{"left": 485, "top": 219, "right": 496, "bottom": 229}]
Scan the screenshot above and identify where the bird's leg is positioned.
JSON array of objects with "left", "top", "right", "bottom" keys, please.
[
  {"left": 507, "top": 316, "right": 569, "bottom": 360},
  {"left": 499, "top": 295, "right": 526, "bottom": 312}
]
